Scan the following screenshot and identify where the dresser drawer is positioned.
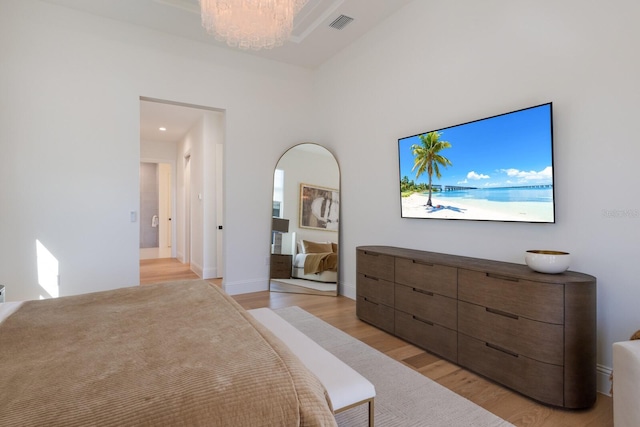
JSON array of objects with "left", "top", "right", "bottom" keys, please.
[
  {"left": 458, "top": 301, "right": 563, "bottom": 365},
  {"left": 357, "top": 273, "right": 394, "bottom": 306},
  {"left": 395, "top": 258, "right": 457, "bottom": 298},
  {"left": 270, "top": 254, "right": 292, "bottom": 279},
  {"left": 356, "top": 295, "right": 394, "bottom": 334},
  {"left": 395, "top": 310, "right": 457, "bottom": 362},
  {"left": 458, "top": 333, "right": 564, "bottom": 407},
  {"left": 395, "top": 283, "right": 456, "bottom": 330},
  {"left": 357, "top": 250, "right": 394, "bottom": 282},
  {"left": 458, "top": 269, "right": 564, "bottom": 324}
]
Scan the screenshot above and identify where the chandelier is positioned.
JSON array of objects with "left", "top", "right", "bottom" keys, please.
[{"left": 199, "top": 0, "right": 309, "bottom": 51}]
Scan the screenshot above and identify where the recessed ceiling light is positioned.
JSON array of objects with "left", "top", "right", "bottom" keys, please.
[{"left": 159, "top": 127, "right": 167, "bottom": 131}]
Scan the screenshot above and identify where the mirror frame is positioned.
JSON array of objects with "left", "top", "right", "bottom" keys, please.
[{"left": 269, "top": 143, "right": 340, "bottom": 296}]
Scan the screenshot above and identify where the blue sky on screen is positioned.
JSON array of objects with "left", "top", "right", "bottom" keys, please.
[{"left": 398, "top": 104, "right": 553, "bottom": 188}]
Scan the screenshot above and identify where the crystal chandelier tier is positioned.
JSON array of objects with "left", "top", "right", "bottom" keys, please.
[{"left": 199, "top": 0, "right": 309, "bottom": 50}]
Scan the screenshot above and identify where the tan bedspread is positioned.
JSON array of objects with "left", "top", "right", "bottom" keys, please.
[
  {"left": 0, "top": 280, "right": 337, "bottom": 426},
  {"left": 303, "top": 252, "right": 338, "bottom": 275}
]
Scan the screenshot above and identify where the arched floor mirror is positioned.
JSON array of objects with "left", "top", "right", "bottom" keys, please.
[{"left": 269, "top": 143, "right": 339, "bottom": 296}]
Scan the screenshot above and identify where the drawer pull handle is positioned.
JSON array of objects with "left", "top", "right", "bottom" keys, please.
[
  {"left": 413, "top": 287, "right": 434, "bottom": 297},
  {"left": 486, "top": 273, "right": 519, "bottom": 282},
  {"left": 363, "top": 297, "right": 379, "bottom": 306},
  {"left": 412, "top": 259, "right": 434, "bottom": 267},
  {"left": 486, "top": 307, "right": 519, "bottom": 320},
  {"left": 364, "top": 252, "right": 378, "bottom": 256},
  {"left": 412, "top": 315, "right": 434, "bottom": 326},
  {"left": 364, "top": 275, "right": 379, "bottom": 281},
  {"left": 486, "top": 343, "right": 519, "bottom": 358}
]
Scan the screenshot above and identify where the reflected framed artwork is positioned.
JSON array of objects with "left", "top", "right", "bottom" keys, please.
[{"left": 299, "top": 183, "right": 339, "bottom": 231}]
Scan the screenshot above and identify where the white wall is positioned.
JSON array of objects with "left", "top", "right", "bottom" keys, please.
[
  {"left": 0, "top": 0, "right": 316, "bottom": 300},
  {"left": 175, "top": 111, "right": 224, "bottom": 279},
  {"left": 314, "top": 0, "right": 640, "bottom": 392},
  {"left": 176, "top": 117, "right": 204, "bottom": 271},
  {"left": 202, "top": 112, "right": 225, "bottom": 279},
  {"left": 2, "top": 0, "right": 637, "bottom": 396}
]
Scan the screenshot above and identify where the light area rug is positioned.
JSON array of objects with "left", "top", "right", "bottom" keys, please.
[{"left": 275, "top": 306, "right": 514, "bottom": 427}]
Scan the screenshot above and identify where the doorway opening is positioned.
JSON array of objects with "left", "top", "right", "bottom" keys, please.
[{"left": 139, "top": 97, "right": 225, "bottom": 283}]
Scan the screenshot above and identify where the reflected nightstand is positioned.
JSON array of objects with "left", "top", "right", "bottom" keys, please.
[{"left": 270, "top": 254, "right": 292, "bottom": 279}]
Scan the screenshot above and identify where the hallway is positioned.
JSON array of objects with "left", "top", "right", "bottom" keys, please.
[{"left": 140, "top": 258, "right": 221, "bottom": 286}]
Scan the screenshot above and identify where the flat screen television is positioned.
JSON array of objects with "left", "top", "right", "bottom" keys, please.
[{"left": 398, "top": 102, "right": 554, "bottom": 223}]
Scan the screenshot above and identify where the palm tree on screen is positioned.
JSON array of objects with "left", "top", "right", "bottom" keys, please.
[{"left": 410, "top": 131, "right": 452, "bottom": 207}]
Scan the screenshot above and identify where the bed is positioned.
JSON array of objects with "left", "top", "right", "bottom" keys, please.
[
  {"left": 291, "top": 240, "right": 338, "bottom": 283},
  {"left": 0, "top": 280, "right": 337, "bottom": 426}
]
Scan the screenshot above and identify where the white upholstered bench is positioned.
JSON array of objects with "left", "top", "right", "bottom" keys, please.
[{"left": 249, "top": 308, "right": 375, "bottom": 426}]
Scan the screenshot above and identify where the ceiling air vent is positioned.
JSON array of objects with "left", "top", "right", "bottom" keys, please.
[{"left": 329, "top": 15, "right": 354, "bottom": 30}]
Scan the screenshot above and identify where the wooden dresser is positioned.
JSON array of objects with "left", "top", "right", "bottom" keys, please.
[{"left": 356, "top": 245, "right": 597, "bottom": 409}]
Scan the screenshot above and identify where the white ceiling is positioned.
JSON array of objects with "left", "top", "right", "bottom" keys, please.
[
  {"left": 140, "top": 99, "right": 223, "bottom": 144},
  {"left": 42, "top": 0, "right": 413, "bottom": 143},
  {"left": 42, "top": 0, "right": 413, "bottom": 69}
]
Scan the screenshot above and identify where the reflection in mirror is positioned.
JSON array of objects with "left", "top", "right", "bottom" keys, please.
[{"left": 270, "top": 143, "right": 339, "bottom": 296}]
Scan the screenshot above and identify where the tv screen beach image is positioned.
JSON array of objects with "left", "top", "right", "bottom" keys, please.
[{"left": 399, "top": 103, "right": 554, "bottom": 223}]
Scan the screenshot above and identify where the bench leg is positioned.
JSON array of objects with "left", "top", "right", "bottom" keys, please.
[{"left": 334, "top": 398, "right": 375, "bottom": 426}]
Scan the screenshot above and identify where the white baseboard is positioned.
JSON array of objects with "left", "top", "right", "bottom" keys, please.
[
  {"left": 190, "top": 261, "right": 203, "bottom": 278},
  {"left": 227, "top": 278, "right": 350, "bottom": 296},
  {"left": 597, "top": 364, "right": 612, "bottom": 396},
  {"left": 202, "top": 267, "right": 218, "bottom": 279},
  {"left": 223, "top": 278, "right": 269, "bottom": 295},
  {"left": 172, "top": 260, "right": 217, "bottom": 280},
  {"left": 340, "top": 281, "right": 356, "bottom": 300}
]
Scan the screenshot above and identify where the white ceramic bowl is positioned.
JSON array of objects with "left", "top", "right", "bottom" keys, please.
[{"left": 525, "top": 250, "right": 570, "bottom": 274}]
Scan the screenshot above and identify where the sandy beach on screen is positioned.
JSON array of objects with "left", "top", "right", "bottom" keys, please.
[{"left": 401, "top": 192, "right": 553, "bottom": 222}]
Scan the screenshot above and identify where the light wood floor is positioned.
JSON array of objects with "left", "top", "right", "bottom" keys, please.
[
  {"left": 140, "top": 258, "right": 212, "bottom": 285},
  {"left": 141, "top": 258, "right": 613, "bottom": 427}
]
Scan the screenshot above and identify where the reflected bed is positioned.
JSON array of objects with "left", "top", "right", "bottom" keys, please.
[{"left": 292, "top": 240, "right": 338, "bottom": 283}]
